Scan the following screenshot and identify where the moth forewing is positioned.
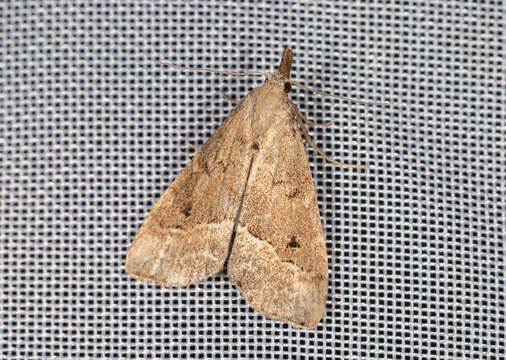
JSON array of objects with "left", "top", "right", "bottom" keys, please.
[
  {"left": 125, "top": 94, "right": 258, "bottom": 286},
  {"left": 227, "top": 87, "right": 328, "bottom": 329}
]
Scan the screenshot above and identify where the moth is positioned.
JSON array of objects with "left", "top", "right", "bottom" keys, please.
[{"left": 125, "top": 49, "right": 376, "bottom": 329}]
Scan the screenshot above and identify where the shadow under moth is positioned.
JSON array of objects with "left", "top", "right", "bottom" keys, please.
[{"left": 125, "top": 48, "right": 379, "bottom": 329}]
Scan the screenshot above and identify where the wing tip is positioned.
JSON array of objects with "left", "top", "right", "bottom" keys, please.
[
  {"left": 240, "top": 273, "right": 327, "bottom": 330},
  {"left": 228, "top": 228, "right": 328, "bottom": 329},
  {"left": 125, "top": 223, "right": 234, "bottom": 287},
  {"left": 125, "top": 251, "right": 202, "bottom": 287}
]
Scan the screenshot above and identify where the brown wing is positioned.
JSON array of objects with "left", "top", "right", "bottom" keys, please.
[
  {"left": 227, "top": 98, "right": 328, "bottom": 329},
  {"left": 125, "top": 93, "right": 258, "bottom": 286}
]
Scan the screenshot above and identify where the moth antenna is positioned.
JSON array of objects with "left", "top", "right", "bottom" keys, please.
[
  {"left": 219, "top": 91, "right": 241, "bottom": 104},
  {"left": 293, "top": 106, "right": 367, "bottom": 169},
  {"left": 159, "top": 62, "right": 270, "bottom": 78},
  {"left": 289, "top": 80, "right": 389, "bottom": 106}
]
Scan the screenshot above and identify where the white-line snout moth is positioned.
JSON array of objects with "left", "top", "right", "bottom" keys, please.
[{"left": 125, "top": 48, "right": 380, "bottom": 329}]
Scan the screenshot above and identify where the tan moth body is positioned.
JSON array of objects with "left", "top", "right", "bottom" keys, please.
[{"left": 125, "top": 49, "right": 328, "bottom": 329}]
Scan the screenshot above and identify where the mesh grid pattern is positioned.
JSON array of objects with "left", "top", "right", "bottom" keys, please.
[{"left": 1, "top": 1, "right": 505, "bottom": 359}]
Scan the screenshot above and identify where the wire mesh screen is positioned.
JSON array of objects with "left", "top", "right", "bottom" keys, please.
[{"left": 1, "top": 1, "right": 505, "bottom": 359}]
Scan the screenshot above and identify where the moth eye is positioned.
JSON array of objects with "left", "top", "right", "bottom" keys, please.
[
  {"left": 284, "top": 82, "right": 292, "bottom": 93},
  {"left": 251, "top": 142, "right": 259, "bottom": 150}
]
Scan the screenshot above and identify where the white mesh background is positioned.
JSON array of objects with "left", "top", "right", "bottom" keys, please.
[{"left": 1, "top": 1, "right": 505, "bottom": 359}]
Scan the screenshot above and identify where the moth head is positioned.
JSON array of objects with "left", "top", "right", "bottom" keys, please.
[
  {"left": 265, "top": 72, "right": 292, "bottom": 94},
  {"left": 264, "top": 48, "right": 293, "bottom": 94}
]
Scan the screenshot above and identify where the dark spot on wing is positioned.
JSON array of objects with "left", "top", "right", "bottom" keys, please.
[
  {"left": 182, "top": 202, "right": 192, "bottom": 217},
  {"left": 201, "top": 161, "right": 210, "bottom": 175},
  {"left": 272, "top": 179, "right": 284, "bottom": 186},
  {"left": 287, "top": 188, "right": 300, "bottom": 199},
  {"left": 217, "top": 160, "right": 228, "bottom": 173},
  {"left": 251, "top": 141, "right": 259, "bottom": 150},
  {"left": 287, "top": 235, "right": 300, "bottom": 248}
]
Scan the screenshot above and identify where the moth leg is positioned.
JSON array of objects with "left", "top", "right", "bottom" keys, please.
[
  {"left": 305, "top": 120, "right": 332, "bottom": 127},
  {"left": 219, "top": 91, "right": 241, "bottom": 104},
  {"left": 293, "top": 105, "right": 367, "bottom": 169},
  {"left": 290, "top": 103, "right": 332, "bottom": 127}
]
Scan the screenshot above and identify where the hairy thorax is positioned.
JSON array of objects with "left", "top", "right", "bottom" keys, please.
[{"left": 250, "top": 81, "right": 292, "bottom": 137}]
